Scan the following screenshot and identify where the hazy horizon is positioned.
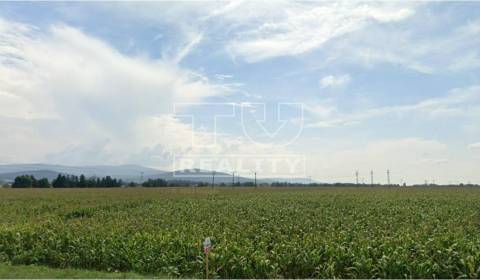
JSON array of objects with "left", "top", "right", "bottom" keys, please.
[{"left": 1, "top": 2, "right": 480, "bottom": 184}]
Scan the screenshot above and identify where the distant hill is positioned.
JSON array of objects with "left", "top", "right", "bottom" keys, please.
[
  {"left": 263, "top": 177, "right": 313, "bottom": 184},
  {"left": 0, "top": 164, "right": 312, "bottom": 184},
  {"left": 0, "top": 170, "right": 61, "bottom": 182},
  {"left": 150, "top": 169, "right": 313, "bottom": 185},
  {"left": 149, "top": 169, "right": 254, "bottom": 184},
  {"left": 0, "top": 164, "right": 164, "bottom": 182}
]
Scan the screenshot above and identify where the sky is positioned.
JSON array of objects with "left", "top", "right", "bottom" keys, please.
[{"left": 0, "top": 1, "right": 480, "bottom": 184}]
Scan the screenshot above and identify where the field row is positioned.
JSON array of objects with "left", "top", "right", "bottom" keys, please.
[{"left": 1, "top": 187, "right": 480, "bottom": 278}]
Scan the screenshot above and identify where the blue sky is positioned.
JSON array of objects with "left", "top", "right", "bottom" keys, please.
[{"left": 0, "top": 1, "right": 479, "bottom": 184}]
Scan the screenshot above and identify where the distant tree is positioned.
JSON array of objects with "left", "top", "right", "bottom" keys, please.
[
  {"left": 142, "top": 178, "right": 168, "bottom": 187},
  {"left": 86, "top": 177, "right": 97, "bottom": 188},
  {"left": 48, "top": 174, "right": 123, "bottom": 188},
  {"left": 68, "top": 175, "right": 79, "bottom": 187},
  {"left": 78, "top": 175, "right": 87, "bottom": 188},
  {"left": 52, "top": 174, "right": 67, "bottom": 188},
  {"left": 35, "top": 178, "right": 51, "bottom": 188},
  {"left": 94, "top": 176, "right": 121, "bottom": 188},
  {"left": 12, "top": 175, "right": 36, "bottom": 188}
]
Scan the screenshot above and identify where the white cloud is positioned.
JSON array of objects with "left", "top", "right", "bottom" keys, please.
[
  {"left": 2, "top": 4, "right": 479, "bottom": 183},
  {"left": 305, "top": 136, "right": 480, "bottom": 184},
  {"left": 224, "top": 2, "right": 416, "bottom": 62},
  {"left": 170, "top": 32, "right": 203, "bottom": 64},
  {"left": 308, "top": 85, "right": 480, "bottom": 128},
  {"left": 93, "top": 2, "right": 419, "bottom": 65},
  {"left": 0, "top": 17, "right": 230, "bottom": 166},
  {"left": 320, "top": 74, "right": 351, "bottom": 88},
  {"left": 468, "top": 143, "right": 480, "bottom": 150},
  {"left": 0, "top": 17, "right": 300, "bottom": 172},
  {"left": 214, "top": 74, "right": 233, "bottom": 80},
  {"left": 95, "top": 2, "right": 479, "bottom": 75},
  {"left": 327, "top": 18, "right": 480, "bottom": 74},
  {"left": 306, "top": 138, "right": 454, "bottom": 184}
]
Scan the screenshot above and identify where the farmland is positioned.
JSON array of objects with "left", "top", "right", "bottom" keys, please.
[{"left": 1, "top": 187, "right": 480, "bottom": 278}]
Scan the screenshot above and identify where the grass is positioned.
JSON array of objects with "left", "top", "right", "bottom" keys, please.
[
  {"left": 0, "top": 262, "right": 149, "bottom": 279},
  {"left": 1, "top": 187, "right": 480, "bottom": 278}
]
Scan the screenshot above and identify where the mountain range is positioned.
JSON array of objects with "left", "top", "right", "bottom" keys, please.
[{"left": 0, "top": 164, "right": 312, "bottom": 184}]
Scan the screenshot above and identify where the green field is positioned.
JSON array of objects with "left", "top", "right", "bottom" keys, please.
[
  {"left": 1, "top": 187, "right": 480, "bottom": 278},
  {"left": 0, "top": 263, "right": 148, "bottom": 279}
]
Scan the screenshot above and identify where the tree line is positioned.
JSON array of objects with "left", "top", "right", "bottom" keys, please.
[
  {"left": 10, "top": 175, "right": 255, "bottom": 188},
  {"left": 11, "top": 174, "right": 479, "bottom": 188},
  {"left": 11, "top": 175, "right": 51, "bottom": 188},
  {"left": 12, "top": 174, "right": 123, "bottom": 188},
  {"left": 11, "top": 175, "right": 205, "bottom": 188}
]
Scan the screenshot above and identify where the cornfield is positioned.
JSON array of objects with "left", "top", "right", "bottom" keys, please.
[{"left": 1, "top": 187, "right": 480, "bottom": 278}]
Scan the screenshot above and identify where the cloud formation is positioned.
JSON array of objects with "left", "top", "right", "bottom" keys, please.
[
  {"left": 468, "top": 143, "right": 480, "bottom": 150},
  {"left": 320, "top": 74, "right": 351, "bottom": 88},
  {"left": 0, "top": 17, "right": 227, "bottom": 166},
  {"left": 307, "top": 85, "right": 480, "bottom": 128},
  {"left": 0, "top": 17, "right": 298, "bottom": 173},
  {"left": 225, "top": 2, "right": 416, "bottom": 62},
  {"left": 306, "top": 138, "right": 456, "bottom": 184},
  {"left": 326, "top": 18, "right": 480, "bottom": 74},
  {"left": 1, "top": 2, "right": 480, "bottom": 183}
]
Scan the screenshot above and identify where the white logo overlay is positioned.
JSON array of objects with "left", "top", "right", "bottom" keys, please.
[{"left": 172, "top": 103, "right": 306, "bottom": 181}]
